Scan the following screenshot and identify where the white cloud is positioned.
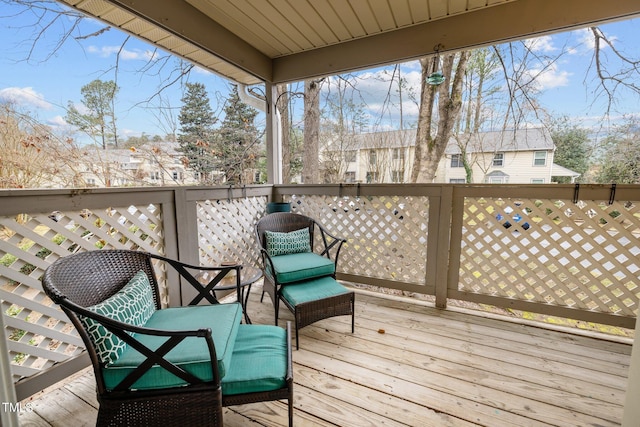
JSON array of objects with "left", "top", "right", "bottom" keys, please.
[
  {"left": 320, "top": 63, "right": 425, "bottom": 129},
  {"left": 0, "top": 87, "right": 52, "bottom": 109},
  {"left": 524, "top": 35, "right": 557, "bottom": 53},
  {"left": 87, "top": 45, "right": 149, "bottom": 60},
  {"left": 573, "top": 28, "right": 617, "bottom": 53},
  {"left": 526, "top": 63, "right": 572, "bottom": 90},
  {"left": 47, "top": 115, "right": 68, "bottom": 127},
  {"left": 46, "top": 115, "right": 76, "bottom": 134},
  {"left": 69, "top": 102, "right": 90, "bottom": 115},
  {"left": 193, "top": 66, "right": 213, "bottom": 75}
]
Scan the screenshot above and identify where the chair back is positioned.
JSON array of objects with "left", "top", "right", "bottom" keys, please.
[
  {"left": 42, "top": 249, "right": 161, "bottom": 310},
  {"left": 255, "top": 212, "right": 316, "bottom": 250}
]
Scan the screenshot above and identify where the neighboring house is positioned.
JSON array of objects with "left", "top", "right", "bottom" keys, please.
[
  {"left": 323, "top": 129, "right": 414, "bottom": 184},
  {"left": 326, "top": 128, "right": 580, "bottom": 184},
  {"left": 76, "top": 141, "right": 261, "bottom": 187},
  {"left": 79, "top": 142, "right": 199, "bottom": 187}
]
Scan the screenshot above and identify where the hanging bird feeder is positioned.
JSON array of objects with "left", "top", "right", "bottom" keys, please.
[{"left": 426, "top": 44, "right": 445, "bottom": 86}]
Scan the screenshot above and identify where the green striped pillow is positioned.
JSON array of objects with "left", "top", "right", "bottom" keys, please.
[
  {"left": 265, "top": 228, "right": 311, "bottom": 257},
  {"left": 79, "top": 270, "right": 156, "bottom": 365}
]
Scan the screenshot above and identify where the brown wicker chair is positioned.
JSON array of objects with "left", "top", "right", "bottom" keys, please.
[
  {"left": 256, "top": 212, "right": 355, "bottom": 349},
  {"left": 42, "top": 249, "right": 293, "bottom": 427}
]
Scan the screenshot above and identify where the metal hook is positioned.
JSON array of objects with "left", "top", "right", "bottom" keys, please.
[{"left": 609, "top": 183, "right": 616, "bottom": 205}]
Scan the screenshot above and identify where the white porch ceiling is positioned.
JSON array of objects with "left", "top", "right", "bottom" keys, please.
[{"left": 59, "top": 0, "right": 640, "bottom": 85}]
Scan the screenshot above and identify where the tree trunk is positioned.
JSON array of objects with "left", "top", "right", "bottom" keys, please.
[
  {"left": 411, "top": 57, "right": 436, "bottom": 183},
  {"left": 411, "top": 51, "right": 471, "bottom": 182},
  {"left": 276, "top": 84, "right": 291, "bottom": 183},
  {"left": 303, "top": 79, "right": 321, "bottom": 183}
]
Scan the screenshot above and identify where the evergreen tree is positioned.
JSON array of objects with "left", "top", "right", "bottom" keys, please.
[
  {"left": 66, "top": 79, "right": 119, "bottom": 149},
  {"left": 177, "top": 82, "right": 217, "bottom": 183},
  {"left": 215, "top": 85, "right": 260, "bottom": 184},
  {"left": 549, "top": 117, "right": 590, "bottom": 183},
  {"left": 596, "top": 117, "right": 640, "bottom": 184}
]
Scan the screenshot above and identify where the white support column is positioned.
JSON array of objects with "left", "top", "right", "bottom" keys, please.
[
  {"left": 0, "top": 312, "right": 19, "bottom": 427},
  {"left": 264, "top": 82, "right": 282, "bottom": 184},
  {"left": 622, "top": 313, "right": 640, "bottom": 426},
  {"left": 238, "top": 83, "right": 282, "bottom": 184}
]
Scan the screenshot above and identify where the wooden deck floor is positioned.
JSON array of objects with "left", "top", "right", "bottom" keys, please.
[{"left": 18, "top": 285, "right": 632, "bottom": 427}]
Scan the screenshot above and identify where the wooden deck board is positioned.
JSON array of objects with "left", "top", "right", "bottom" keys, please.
[{"left": 20, "top": 284, "right": 631, "bottom": 426}]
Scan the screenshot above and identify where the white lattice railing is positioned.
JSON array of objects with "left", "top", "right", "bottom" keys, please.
[
  {"left": 2, "top": 183, "right": 640, "bottom": 400},
  {"left": 447, "top": 185, "right": 640, "bottom": 327},
  {"left": 0, "top": 186, "right": 271, "bottom": 399},
  {"left": 284, "top": 192, "right": 433, "bottom": 290},
  {"left": 277, "top": 184, "right": 640, "bottom": 328},
  {"left": 197, "top": 194, "right": 267, "bottom": 268}
]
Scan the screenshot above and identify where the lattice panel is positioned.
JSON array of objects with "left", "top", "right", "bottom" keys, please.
[
  {"left": 0, "top": 205, "right": 166, "bottom": 382},
  {"left": 286, "top": 194, "right": 429, "bottom": 285},
  {"left": 197, "top": 196, "right": 267, "bottom": 267},
  {"left": 458, "top": 197, "right": 640, "bottom": 316}
]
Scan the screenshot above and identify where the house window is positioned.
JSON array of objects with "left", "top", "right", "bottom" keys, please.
[
  {"left": 369, "top": 150, "right": 377, "bottom": 165},
  {"left": 533, "top": 151, "right": 547, "bottom": 166},
  {"left": 531, "top": 178, "right": 545, "bottom": 184},
  {"left": 485, "top": 171, "right": 509, "bottom": 183},
  {"left": 150, "top": 171, "right": 161, "bottom": 180},
  {"left": 344, "top": 150, "right": 356, "bottom": 162},
  {"left": 451, "top": 154, "right": 464, "bottom": 168},
  {"left": 366, "top": 172, "right": 378, "bottom": 183},
  {"left": 489, "top": 176, "right": 507, "bottom": 183},
  {"left": 344, "top": 172, "right": 356, "bottom": 183},
  {"left": 450, "top": 178, "right": 466, "bottom": 183},
  {"left": 392, "top": 170, "right": 404, "bottom": 183},
  {"left": 493, "top": 152, "right": 504, "bottom": 167},
  {"left": 392, "top": 148, "right": 405, "bottom": 161}
]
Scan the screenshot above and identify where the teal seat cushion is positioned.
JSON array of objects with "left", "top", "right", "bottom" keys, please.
[
  {"left": 102, "top": 302, "right": 242, "bottom": 391},
  {"left": 281, "top": 276, "right": 350, "bottom": 306},
  {"left": 222, "top": 325, "right": 287, "bottom": 395},
  {"left": 270, "top": 252, "right": 335, "bottom": 284}
]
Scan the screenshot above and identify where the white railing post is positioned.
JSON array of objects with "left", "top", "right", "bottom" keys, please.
[
  {"left": 622, "top": 312, "right": 640, "bottom": 426},
  {"left": 0, "top": 312, "right": 19, "bottom": 427}
]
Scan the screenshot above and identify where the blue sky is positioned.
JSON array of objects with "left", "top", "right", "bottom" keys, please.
[{"left": 0, "top": 2, "right": 639, "bottom": 143}]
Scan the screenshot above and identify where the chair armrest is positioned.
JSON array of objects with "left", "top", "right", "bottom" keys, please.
[
  {"left": 285, "top": 321, "right": 293, "bottom": 384},
  {"left": 149, "top": 253, "right": 242, "bottom": 306},
  {"left": 315, "top": 223, "right": 347, "bottom": 268},
  {"left": 258, "top": 247, "right": 279, "bottom": 285}
]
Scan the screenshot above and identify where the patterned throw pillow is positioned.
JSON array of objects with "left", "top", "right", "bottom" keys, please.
[
  {"left": 265, "top": 228, "right": 312, "bottom": 257},
  {"left": 79, "top": 270, "right": 156, "bottom": 365}
]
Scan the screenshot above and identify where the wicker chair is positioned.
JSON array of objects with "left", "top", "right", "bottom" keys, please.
[
  {"left": 42, "top": 249, "right": 293, "bottom": 427},
  {"left": 256, "top": 212, "right": 355, "bottom": 349}
]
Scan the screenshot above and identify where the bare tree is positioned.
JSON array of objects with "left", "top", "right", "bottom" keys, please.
[
  {"left": 303, "top": 78, "right": 322, "bottom": 183},
  {"left": 588, "top": 26, "right": 640, "bottom": 115},
  {"left": 0, "top": 103, "right": 84, "bottom": 188},
  {"left": 320, "top": 75, "right": 368, "bottom": 183}
]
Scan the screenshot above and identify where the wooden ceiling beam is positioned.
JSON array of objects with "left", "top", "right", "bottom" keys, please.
[
  {"left": 104, "top": 0, "right": 272, "bottom": 82},
  {"left": 271, "top": 0, "right": 640, "bottom": 83}
]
